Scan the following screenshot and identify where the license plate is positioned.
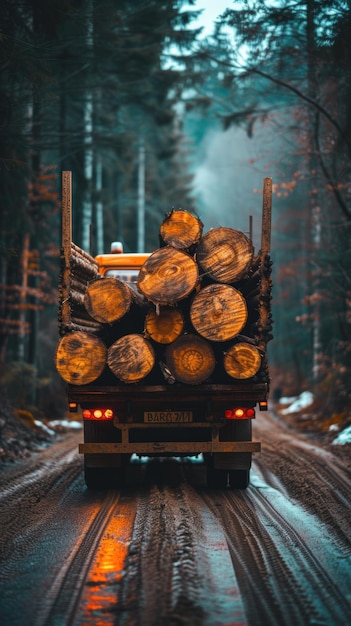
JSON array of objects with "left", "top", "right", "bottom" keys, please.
[{"left": 144, "top": 411, "right": 193, "bottom": 423}]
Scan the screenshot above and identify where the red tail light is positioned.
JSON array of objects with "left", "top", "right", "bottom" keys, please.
[
  {"left": 82, "top": 408, "right": 114, "bottom": 420},
  {"left": 225, "top": 407, "right": 256, "bottom": 420}
]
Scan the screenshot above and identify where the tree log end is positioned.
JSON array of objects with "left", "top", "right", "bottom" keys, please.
[
  {"left": 165, "top": 333, "right": 215, "bottom": 384},
  {"left": 197, "top": 227, "right": 254, "bottom": 283},
  {"left": 160, "top": 209, "right": 203, "bottom": 248},
  {"left": 137, "top": 247, "right": 198, "bottom": 305},
  {"left": 190, "top": 284, "right": 247, "bottom": 342},
  {"left": 84, "top": 277, "right": 132, "bottom": 323},
  {"left": 224, "top": 342, "right": 261, "bottom": 379},
  {"left": 145, "top": 306, "right": 184, "bottom": 343},
  {"left": 107, "top": 334, "right": 155, "bottom": 383},
  {"left": 55, "top": 332, "right": 107, "bottom": 385}
]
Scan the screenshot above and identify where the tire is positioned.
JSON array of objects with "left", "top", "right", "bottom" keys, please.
[
  {"left": 206, "top": 463, "right": 228, "bottom": 489},
  {"left": 228, "top": 469, "right": 250, "bottom": 490}
]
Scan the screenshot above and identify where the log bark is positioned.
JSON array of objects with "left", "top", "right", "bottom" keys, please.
[
  {"left": 144, "top": 306, "right": 184, "bottom": 344},
  {"left": 137, "top": 246, "right": 198, "bottom": 305},
  {"left": 165, "top": 333, "right": 215, "bottom": 384},
  {"left": 59, "top": 319, "right": 102, "bottom": 335},
  {"left": 223, "top": 342, "right": 261, "bottom": 379},
  {"left": 196, "top": 227, "right": 254, "bottom": 283},
  {"left": 159, "top": 209, "right": 203, "bottom": 249},
  {"left": 70, "top": 250, "right": 99, "bottom": 281},
  {"left": 107, "top": 334, "right": 155, "bottom": 383},
  {"left": 190, "top": 284, "right": 247, "bottom": 342},
  {"left": 55, "top": 332, "right": 107, "bottom": 385},
  {"left": 84, "top": 276, "right": 144, "bottom": 324}
]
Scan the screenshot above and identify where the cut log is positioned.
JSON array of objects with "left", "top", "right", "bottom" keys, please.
[
  {"left": 190, "top": 284, "right": 247, "bottom": 342},
  {"left": 159, "top": 209, "right": 203, "bottom": 249},
  {"left": 107, "top": 334, "right": 155, "bottom": 383},
  {"left": 84, "top": 276, "right": 144, "bottom": 324},
  {"left": 223, "top": 342, "right": 262, "bottom": 379},
  {"left": 137, "top": 246, "right": 198, "bottom": 305},
  {"left": 165, "top": 334, "right": 215, "bottom": 385},
  {"left": 145, "top": 306, "right": 184, "bottom": 344},
  {"left": 55, "top": 332, "right": 107, "bottom": 385},
  {"left": 197, "top": 227, "right": 254, "bottom": 283}
]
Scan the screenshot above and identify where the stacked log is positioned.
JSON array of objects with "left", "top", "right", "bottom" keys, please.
[
  {"left": 58, "top": 242, "right": 102, "bottom": 335},
  {"left": 55, "top": 332, "right": 107, "bottom": 385},
  {"left": 137, "top": 246, "right": 198, "bottom": 305},
  {"left": 144, "top": 307, "right": 184, "bottom": 344},
  {"left": 197, "top": 227, "right": 253, "bottom": 283},
  {"left": 84, "top": 276, "right": 146, "bottom": 324},
  {"left": 165, "top": 334, "right": 215, "bottom": 384},
  {"left": 159, "top": 209, "right": 203, "bottom": 249},
  {"left": 223, "top": 343, "right": 262, "bottom": 380},
  {"left": 190, "top": 284, "right": 247, "bottom": 342},
  {"left": 56, "top": 208, "right": 273, "bottom": 386},
  {"left": 107, "top": 334, "right": 155, "bottom": 383}
]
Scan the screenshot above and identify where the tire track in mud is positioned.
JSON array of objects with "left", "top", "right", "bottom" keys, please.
[
  {"left": 201, "top": 479, "right": 351, "bottom": 626},
  {"left": 36, "top": 490, "right": 122, "bottom": 626},
  {"left": 114, "top": 460, "right": 245, "bottom": 626},
  {"left": 254, "top": 412, "right": 351, "bottom": 549},
  {"left": 0, "top": 439, "right": 83, "bottom": 567}
]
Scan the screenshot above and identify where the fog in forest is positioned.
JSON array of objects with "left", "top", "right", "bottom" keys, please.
[{"left": 190, "top": 123, "right": 273, "bottom": 252}]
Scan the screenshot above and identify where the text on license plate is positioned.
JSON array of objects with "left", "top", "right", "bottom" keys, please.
[{"left": 144, "top": 411, "right": 193, "bottom": 423}]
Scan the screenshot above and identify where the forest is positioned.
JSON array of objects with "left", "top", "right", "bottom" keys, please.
[{"left": 0, "top": 0, "right": 350, "bottom": 430}]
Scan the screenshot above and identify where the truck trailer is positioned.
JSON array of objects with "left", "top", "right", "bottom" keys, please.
[{"left": 55, "top": 171, "right": 273, "bottom": 489}]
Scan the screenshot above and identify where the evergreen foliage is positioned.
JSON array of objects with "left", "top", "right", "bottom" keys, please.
[
  {"left": 197, "top": 0, "right": 351, "bottom": 413},
  {"left": 0, "top": 0, "right": 202, "bottom": 409}
]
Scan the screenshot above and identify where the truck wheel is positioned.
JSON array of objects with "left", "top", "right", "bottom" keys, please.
[
  {"left": 228, "top": 469, "right": 250, "bottom": 489},
  {"left": 84, "top": 466, "right": 125, "bottom": 490},
  {"left": 206, "top": 464, "right": 228, "bottom": 489}
]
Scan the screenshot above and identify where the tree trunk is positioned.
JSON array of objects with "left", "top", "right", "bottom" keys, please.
[
  {"left": 84, "top": 276, "right": 144, "bottom": 324},
  {"left": 190, "top": 284, "right": 247, "bottom": 342},
  {"left": 137, "top": 246, "right": 198, "bottom": 305},
  {"left": 223, "top": 342, "right": 262, "bottom": 379},
  {"left": 144, "top": 306, "right": 184, "bottom": 343},
  {"left": 196, "top": 227, "right": 254, "bottom": 283},
  {"left": 55, "top": 331, "right": 107, "bottom": 385},
  {"left": 107, "top": 334, "right": 155, "bottom": 383},
  {"left": 165, "top": 333, "right": 215, "bottom": 384},
  {"left": 159, "top": 209, "right": 203, "bottom": 249}
]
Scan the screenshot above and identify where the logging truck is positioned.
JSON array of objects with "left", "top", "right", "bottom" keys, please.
[{"left": 56, "top": 171, "right": 273, "bottom": 490}]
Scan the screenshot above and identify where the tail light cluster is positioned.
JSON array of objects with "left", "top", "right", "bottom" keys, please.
[
  {"left": 82, "top": 408, "right": 114, "bottom": 420},
  {"left": 225, "top": 407, "right": 255, "bottom": 420}
]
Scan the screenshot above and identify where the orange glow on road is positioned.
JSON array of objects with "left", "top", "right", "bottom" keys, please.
[{"left": 77, "top": 500, "right": 135, "bottom": 625}]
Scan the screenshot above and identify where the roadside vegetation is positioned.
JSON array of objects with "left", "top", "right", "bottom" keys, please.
[{"left": 0, "top": 0, "right": 350, "bottom": 440}]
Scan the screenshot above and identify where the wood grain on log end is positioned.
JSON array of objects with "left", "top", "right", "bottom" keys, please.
[
  {"left": 197, "top": 227, "right": 254, "bottom": 283},
  {"left": 165, "top": 333, "right": 215, "bottom": 384},
  {"left": 145, "top": 306, "right": 184, "bottom": 344},
  {"left": 137, "top": 246, "right": 198, "bottom": 305},
  {"left": 84, "top": 277, "right": 132, "bottom": 323},
  {"left": 55, "top": 332, "right": 107, "bottom": 385},
  {"left": 107, "top": 334, "right": 155, "bottom": 383},
  {"left": 224, "top": 342, "right": 261, "bottom": 379},
  {"left": 160, "top": 209, "right": 203, "bottom": 249},
  {"left": 190, "top": 284, "right": 247, "bottom": 342}
]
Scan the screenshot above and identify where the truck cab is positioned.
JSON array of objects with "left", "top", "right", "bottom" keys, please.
[{"left": 95, "top": 242, "right": 150, "bottom": 283}]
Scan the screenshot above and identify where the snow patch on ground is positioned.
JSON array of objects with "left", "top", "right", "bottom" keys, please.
[
  {"left": 34, "top": 420, "right": 56, "bottom": 437},
  {"left": 332, "top": 424, "right": 351, "bottom": 445},
  {"left": 280, "top": 391, "right": 314, "bottom": 414},
  {"left": 278, "top": 391, "right": 351, "bottom": 445},
  {"left": 49, "top": 420, "right": 82, "bottom": 430}
]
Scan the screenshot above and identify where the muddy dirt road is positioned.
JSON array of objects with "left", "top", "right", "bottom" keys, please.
[{"left": 0, "top": 412, "right": 350, "bottom": 626}]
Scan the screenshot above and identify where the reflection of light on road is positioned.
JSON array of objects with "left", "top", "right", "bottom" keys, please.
[
  {"left": 77, "top": 500, "right": 135, "bottom": 625},
  {"left": 130, "top": 453, "right": 204, "bottom": 464}
]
